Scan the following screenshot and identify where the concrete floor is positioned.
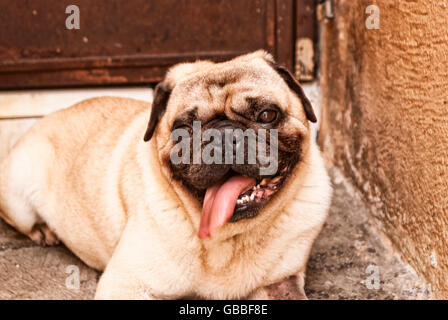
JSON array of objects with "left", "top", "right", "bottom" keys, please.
[
  {"left": 306, "top": 169, "right": 431, "bottom": 299},
  {"left": 0, "top": 168, "right": 432, "bottom": 300}
]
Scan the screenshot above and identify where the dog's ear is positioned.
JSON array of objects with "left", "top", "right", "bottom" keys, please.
[
  {"left": 143, "top": 82, "right": 171, "bottom": 142},
  {"left": 271, "top": 64, "right": 317, "bottom": 123}
]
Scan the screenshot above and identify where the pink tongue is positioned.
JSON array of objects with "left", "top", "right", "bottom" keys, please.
[{"left": 198, "top": 176, "right": 256, "bottom": 239}]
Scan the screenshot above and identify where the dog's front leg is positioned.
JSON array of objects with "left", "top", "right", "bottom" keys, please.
[
  {"left": 95, "top": 266, "right": 155, "bottom": 300},
  {"left": 247, "top": 272, "right": 307, "bottom": 300},
  {"left": 94, "top": 219, "right": 189, "bottom": 300}
]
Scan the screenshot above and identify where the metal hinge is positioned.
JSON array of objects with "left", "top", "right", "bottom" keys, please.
[
  {"left": 317, "top": 0, "right": 334, "bottom": 21},
  {"left": 295, "top": 0, "right": 334, "bottom": 81}
]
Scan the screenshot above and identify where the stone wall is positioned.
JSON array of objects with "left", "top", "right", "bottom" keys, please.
[{"left": 318, "top": 0, "right": 448, "bottom": 298}]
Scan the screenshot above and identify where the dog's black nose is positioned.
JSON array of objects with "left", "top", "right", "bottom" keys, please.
[{"left": 213, "top": 120, "right": 247, "bottom": 150}]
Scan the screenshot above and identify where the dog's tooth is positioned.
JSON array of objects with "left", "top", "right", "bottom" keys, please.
[
  {"left": 260, "top": 178, "right": 269, "bottom": 186},
  {"left": 250, "top": 193, "right": 255, "bottom": 201}
]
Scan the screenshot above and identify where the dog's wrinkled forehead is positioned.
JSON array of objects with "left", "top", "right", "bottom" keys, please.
[
  {"left": 143, "top": 50, "right": 316, "bottom": 142},
  {"left": 165, "top": 50, "right": 274, "bottom": 87},
  {"left": 167, "top": 56, "right": 290, "bottom": 119}
]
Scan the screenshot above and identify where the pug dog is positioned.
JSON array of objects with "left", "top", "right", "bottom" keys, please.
[{"left": 0, "top": 51, "right": 331, "bottom": 299}]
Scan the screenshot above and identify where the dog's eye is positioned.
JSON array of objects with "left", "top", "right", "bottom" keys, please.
[
  {"left": 172, "top": 120, "right": 191, "bottom": 131},
  {"left": 257, "top": 110, "right": 278, "bottom": 124},
  {"left": 173, "top": 124, "right": 189, "bottom": 130},
  {"left": 172, "top": 125, "right": 192, "bottom": 133}
]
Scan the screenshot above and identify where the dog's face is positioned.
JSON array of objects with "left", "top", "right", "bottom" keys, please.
[{"left": 144, "top": 51, "right": 316, "bottom": 238}]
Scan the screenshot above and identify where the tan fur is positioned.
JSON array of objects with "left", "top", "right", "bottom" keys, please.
[{"left": 0, "top": 51, "right": 331, "bottom": 299}]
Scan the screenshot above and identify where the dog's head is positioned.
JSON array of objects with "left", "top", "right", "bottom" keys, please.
[{"left": 144, "top": 51, "right": 316, "bottom": 239}]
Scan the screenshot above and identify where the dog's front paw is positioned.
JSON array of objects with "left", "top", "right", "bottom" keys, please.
[
  {"left": 248, "top": 275, "right": 307, "bottom": 300},
  {"left": 28, "top": 224, "right": 60, "bottom": 246}
]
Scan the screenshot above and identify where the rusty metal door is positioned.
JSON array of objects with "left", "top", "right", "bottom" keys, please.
[{"left": 0, "top": 0, "right": 315, "bottom": 89}]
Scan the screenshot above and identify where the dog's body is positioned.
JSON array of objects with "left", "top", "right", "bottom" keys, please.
[{"left": 0, "top": 51, "right": 331, "bottom": 299}]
